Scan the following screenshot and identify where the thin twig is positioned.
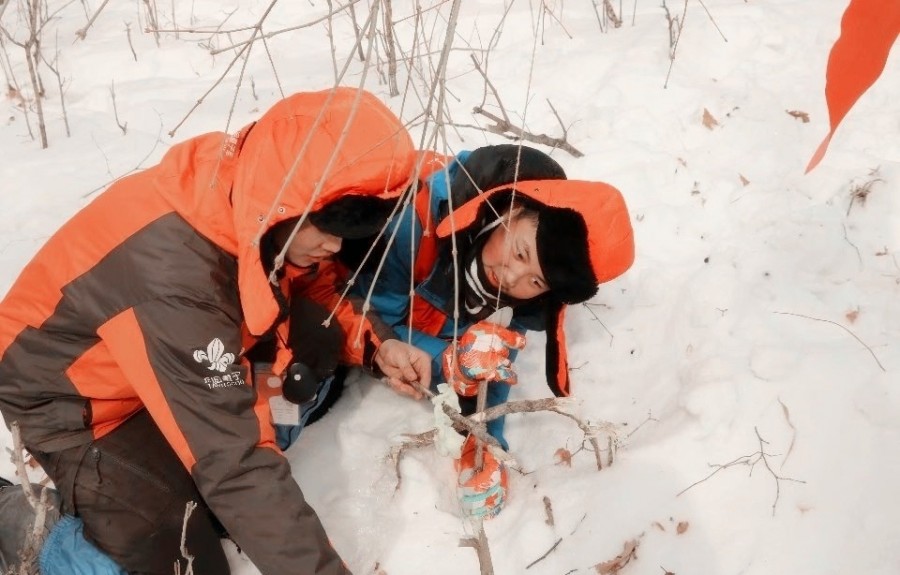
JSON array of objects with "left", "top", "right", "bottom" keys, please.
[
  {"left": 141, "top": 0, "right": 160, "bottom": 46},
  {"left": 623, "top": 411, "right": 658, "bottom": 440},
  {"left": 774, "top": 311, "right": 885, "bottom": 371},
  {"left": 696, "top": 0, "right": 727, "bottom": 42},
  {"left": 209, "top": 0, "right": 366, "bottom": 56},
  {"left": 124, "top": 21, "right": 137, "bottom": 61},
  {"left": 10, "top": 423, "right": 38, "bottom": 509},
  {"left": 662, "top": 0, "right": 688, "bottom": 89},
  {"left": 178, "top": 501, "right": 198, "bottom": 575},
  {"left": 843, "top": 224, "right": 862, "bottom": 268},
  {"left": 469, "top": 53, "right": 508, "bottom": 123},
  {"left": 526, "top": 537, "right": 562, "bottom": 569},
  {"left": 347, "top": 0, "right": 365, "bottom": 60},
  {"left": 260, "top": 35, "right": 284, "bottom": 99},
  {"left": 382, "top": 0, "right": 399, "bottom": 96},
  {"left": 677, "top": 427, "right": 805, "bottom": 515},
  {"left": 110, "top": 80, "right": 127, "bottom": 135},
  {"left": 388, "top": 430, "right": 437, "bottom": 491},
  {"left": 582, "top": 302, "right": 615, "bottom": 346},
  {"left": 776, "top": 398, "right": 796, "bottom": 470},
  {"left": 39, "top": 30, "right": 69, "bottom": 137},
  {"left": 74, "top": 0, "right": 112, "bottom": 40},
  {"left": 168, "top": 0, "right": 278, "bottom": 137},
  {"left": 324, "top": 0, "right": 338, "bottom": 83},
  {"left": 82, "top": 118, "right": 166, "bottom": 198}
]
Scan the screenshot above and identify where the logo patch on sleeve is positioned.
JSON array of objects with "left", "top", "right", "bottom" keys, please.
[
  {"left": 193, "top": 338, "right": 246, "bottom": 389},
  {"left": 193, "top": 338, "right": 235, "bottom": 372}
]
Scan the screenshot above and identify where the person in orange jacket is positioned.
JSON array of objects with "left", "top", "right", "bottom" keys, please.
[
  {"left": 0, "top": 87, "right": 432, "bottom": 575},
  {"left": 297, "top": 145, "right": 635, "bottom": 519}
]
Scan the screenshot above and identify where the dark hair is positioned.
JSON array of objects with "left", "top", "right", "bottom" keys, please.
[{"left": 308, "top": 195, "right": 398, "bottom": 240}]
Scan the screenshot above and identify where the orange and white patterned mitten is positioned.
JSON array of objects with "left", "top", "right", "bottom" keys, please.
[
  {"left": 456, "top": 434, "right": 508, "bottom": 520},
  {"left": 442, "top": 321, "right": 526, "bottom": 396}
]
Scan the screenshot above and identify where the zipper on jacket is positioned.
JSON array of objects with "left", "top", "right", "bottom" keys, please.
[{"left": 90, "top": 447, "right": 172, "bottom": 494}]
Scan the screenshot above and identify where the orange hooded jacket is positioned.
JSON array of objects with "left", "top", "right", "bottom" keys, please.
[{"left": 0, "top": 88, "right": 414, "bottom": 574}]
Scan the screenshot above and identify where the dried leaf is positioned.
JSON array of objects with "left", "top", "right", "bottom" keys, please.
[
  {"left": 555, "top": 448, "right": 573, "bottom": 467},
  {"left": 786, "top": 109, "right": 810, "bottom": 123},
  {"left": 739, "top": 174, "right": 750, "bottom": 186},
  {"left": 651, "top": 521, "right": 666, "bottom": 532},
  {"left": 702, "top": 108, "right": 718, "bottom": 130},
  {"left": 845, "top": 309, "right": 859, "bottom": 323},
  {"left": 676, "top": 521, "right": 689, "bottom": 534},
  {"left": 595, "top": 539, "right": 639, "bottom": 574}
]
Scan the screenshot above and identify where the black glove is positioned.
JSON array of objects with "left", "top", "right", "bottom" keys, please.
[{"left": 281, "top": 298, "right": 344, "bottom": 405}]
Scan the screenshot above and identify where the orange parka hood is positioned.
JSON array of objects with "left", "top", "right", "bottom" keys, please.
[
  {"left": 435, "top": 179, "right": 635, "bottom": 287},
  {"left": 435, "top": 179, "right": 634, "bottom": 396},
  {"left": 152, "top": 88, "right": 416, "bottom": 335}
]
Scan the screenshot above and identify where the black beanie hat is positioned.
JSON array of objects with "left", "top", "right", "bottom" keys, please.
[
  {"left": 308, "top": 194, "right": 398, "bottom": 240},
  {"left": 451, "top": 144, "right": 566, "bottom": 207}
]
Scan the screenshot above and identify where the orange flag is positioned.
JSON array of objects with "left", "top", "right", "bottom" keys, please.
[{"left": 806, "top": 0, "right": 900, "bottom": 173}]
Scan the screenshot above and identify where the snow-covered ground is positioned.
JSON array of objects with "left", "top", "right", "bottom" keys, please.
[{"left": 2, "top": 1, "right": 899, "bottom": 573}]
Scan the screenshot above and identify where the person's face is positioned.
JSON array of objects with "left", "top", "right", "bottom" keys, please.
[
  {"left": 284, "top": 220, "right": 342, "bottom": 268},
  {"left": 479, "top": 210, "right": 550, "bottom": 301}
]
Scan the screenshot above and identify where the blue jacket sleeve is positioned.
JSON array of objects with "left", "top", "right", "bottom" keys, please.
[
  {"left": 352, "top": 203, "right": 454, "bottom": 388},
  {"left": 351, "top": 204, "right": 418, "bottom": 328}
]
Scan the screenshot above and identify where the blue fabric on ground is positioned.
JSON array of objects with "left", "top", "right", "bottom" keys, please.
[
  {"left": 275, "top": 374, "right": 336, "bottom": 450},
  {"left": 39, "top": 515, "right": 126, "bottom": 575}
]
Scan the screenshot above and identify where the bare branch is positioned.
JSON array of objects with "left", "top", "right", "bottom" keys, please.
[
  {"left": 776, "top": 398, "right": 797, "bottom": 470},
  {"left": 39, "top": 30, "right": 69, "bottom": 137},
  {"left": 347, "top": 0, "right": 365, "bottom": 61},
  {"left": 168, "top": 0, "right": 279, "bottom": 137},
  {"left": 124, "top": 21, "right": 137, "bottom": 61},
  {"left": 603, "top": 0, "right": 622, "bottom": 28},
  {"left": 774, "top": 311, "right": 885, "bottom": 371},
  {"left": 696, "top": 0, "right": 727, "bottom": 42},
  {"left": 408, "top": 382, "right": 514, "bottom": 465},
  {"left": 110, "top": 80, "right": 127, "bottom": 135},
  {"left": 471, "top": 105, "right": 584, "bottom": 157},
  {"left": 209, "top": 0, "right": 366, "bottom": 56},
  {"left": 526, "top": 537, "right": 562, "bottom": 569},
  {"left": 469, "top": 53, "right": 508, "bottom": 123},
  {"left": 459, "top": 530, "right": 494, "bottom": 575},
  {"left": 142, "top": 0, "right": 160, "bottom": 46},
  {"left": 82, "top": 117, "right": 166, "bottom": 198},
  {"left": 388, "top": 430, "right": 437, "bottom": 491},
  {"left": 176, "top": 501, "right": 198, "bottom": 575},
  {"left": 677, "top": 427, "right": 805, "bottom": 515},
  {"left": 382, "top": 0, "right": 399, "bottom": 96},
  {"left": 74, "top": 0, "right": 112, "bottom": 41},
  {"left": 662, "top": 0, "right": 688, "bottom": 89}
]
